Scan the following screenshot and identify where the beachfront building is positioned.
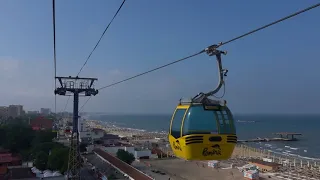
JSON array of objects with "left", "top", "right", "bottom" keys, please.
[
  {"left": 79, "top": 131, "right": 92, "bottom": 144},
  {"left": 77, "top": 118, "right": 109, "bottom": 144},
  {"left": 134, "top": 149, "right": 152, "bottom": 159},
  {"left": 92, "top": 128, "right": 105, "bottom": 140},
  {"left": 100, "top": 144, "right": 155, "bottom": 160},
  {"left": 102, "top": 133, "right": 120, "bottom": 145},
  {"left": 100, "top": 144, "right": 135, "bottom": 155},
  {"left": 249, "top": 159, "right": 281, "bottom": 172},
  {"left": 78, "top": 119, "right": 93, "bottom": 144}
]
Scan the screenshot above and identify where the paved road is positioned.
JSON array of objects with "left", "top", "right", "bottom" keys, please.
[
  {"left": 132, "top": 161, "right": 172, "bottom": 180},
  {"left": 80, "top": 167, "right": 96, "bottom": 180}
]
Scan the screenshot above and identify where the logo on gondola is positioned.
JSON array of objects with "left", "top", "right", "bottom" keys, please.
[
  {"left": 202, "top": 144, "right": 221, "bottom": 156},
  {"left": 172, "top": 140, "right": 182, "bottom": 151}
]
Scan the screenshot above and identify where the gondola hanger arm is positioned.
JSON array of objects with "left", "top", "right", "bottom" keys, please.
[{"left": 204, "top": 44, "right": 228, "bottom": 97}]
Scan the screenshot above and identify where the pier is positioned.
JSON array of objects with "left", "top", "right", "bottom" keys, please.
[
  {"left": 273, "top": 132, "right": 302, "bottom": 140},
  {"left": 238, "top": 132, "right": 302, "bottom": 143}
]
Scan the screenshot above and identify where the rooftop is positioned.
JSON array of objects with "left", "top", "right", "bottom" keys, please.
[
  {"left": 103, "top": 143, "right": 132, "bottom": 147},
  {"left": 92, "top": 128, "right": 105, "bottom": 132},
  {"left": 94, "top": 148, "right": 153, "bottom": 180},
  {"left": 249, "top": 159, "right": 281, "bottom": 168},
  {"left": 0, "top": 153, "right": 21, "bottom": 163},
  {"left": 0, "top": 166, "right": 7, "bottom": 175},
  {"left": 30, "top": 116, "right": 53, "bottom": 130}
]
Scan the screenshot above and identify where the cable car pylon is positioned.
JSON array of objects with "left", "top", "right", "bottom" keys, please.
[{"left": 55, "top": 76, "right": 98, "bottom": 180}]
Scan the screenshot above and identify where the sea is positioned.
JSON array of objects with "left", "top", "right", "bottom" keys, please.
[{"left": 90, "top": 114, "right": 320, "bottom": 160}]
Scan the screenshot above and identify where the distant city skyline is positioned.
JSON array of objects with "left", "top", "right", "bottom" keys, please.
[{"left": 0, "top": 0, "right": 319, "bottom": 114}]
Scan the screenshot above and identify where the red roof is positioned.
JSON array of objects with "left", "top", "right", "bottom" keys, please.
[
  {"left": 94, "top": 148, "right": 153, "bottom": 180},
  {"left": 32, "top": 127, "right": 41, "bottom": 130},
  {"left": 0, "top": 153, "right": 21, "bottom": 164},
  {"left": 0, "top": 153, "right": 12, "bottom": 163},
  {"left": 0, "top": 166, "right": 7, "bottom": 175},
  {"left": 30, "top": 116, "right": 53, "bottom": 130}
]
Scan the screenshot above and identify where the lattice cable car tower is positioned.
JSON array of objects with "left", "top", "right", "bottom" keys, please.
[{"left": 55, "top": 76, "right": 98, "bottom": 180}]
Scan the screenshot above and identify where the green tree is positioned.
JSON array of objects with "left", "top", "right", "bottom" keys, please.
[
  {"left": 30, "top": 142, "right": 64, "bottom": 160},
  {"left": 7, "top": 117, "right": 28, "bottom": 125},
  {"left": 2, "top": 124, "right": 34, "bottom": 153},
  {"left": 108, "top": 174, "right": 117, "bottom": 180},
  {"left": 34, "top": 151, "right": 49, "bottom": 171},
  {"left": 116, "top": 149, "right": 135, "bottom": 165},
  {"left": 47, "top": 148, "right": 69, "bottom": 173},
  {"left": 0, "top": 121, "right": 63, "bottom": 161},
  {"left": 32, "top": 130, "right": 57, "bottom": 146},
  {"left": 0, "top": 125, "right": 7, "bottom": 145}
]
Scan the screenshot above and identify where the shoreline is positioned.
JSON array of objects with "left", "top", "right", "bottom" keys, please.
[
  {"left": 85, "top": 119, "right": 320, "bottom": 179},
  {"left": 85, "top": 119, "right": 320, "bottom": 162}
]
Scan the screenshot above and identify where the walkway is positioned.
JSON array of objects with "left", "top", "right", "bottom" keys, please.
[{"left": 93, "top": 148, "right": 154, "bottom": 180}]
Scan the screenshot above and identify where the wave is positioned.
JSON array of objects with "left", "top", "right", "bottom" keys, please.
[
  {"left": 268, "top": 149, "right": 320, "bottom": 161},
  {"left": 284, "top": 145, "right": 298, "bottom": 150},
  {"left": 245, "top": 142, "right": 319, "bottom": 161}
]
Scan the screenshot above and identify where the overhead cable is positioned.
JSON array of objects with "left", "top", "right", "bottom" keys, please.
[
  {"left": 52, "top": 0, "right": 57, "bottom": 117},
  {"left": 77, "top": 0, "right": 127, "bottom": 76},
  {"left": 62, "top": 96, "right": 70, "bottom": 112},
  {"left": 80, "top": 2, "right": 320, "bottom": 111},
  {"left": 76, "top": 0, "right": 127, "bottom": 113},
  {"left": 79, "top": 96, "right": 92, "bottom": 112},
  {"left": 98, "top": 51, "right": 204, "bottom": 90},
  {"left": 219, "top": 2, "right": 320, "bottom": 47},
  {"left": 98, "top": 2, "right": 320, "bottom": 91}
]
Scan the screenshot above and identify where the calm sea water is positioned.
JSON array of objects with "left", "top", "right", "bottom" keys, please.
[{"left": 91, "top": 114, "right": 320, "bottom": 159}]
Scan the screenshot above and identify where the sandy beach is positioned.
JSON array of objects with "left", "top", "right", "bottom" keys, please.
[
  {"left": 143, "top": 158, "right": 245, "bottom": 180},
  {"left": 85, "top": 119, "right": 320, "bottom": 180}
]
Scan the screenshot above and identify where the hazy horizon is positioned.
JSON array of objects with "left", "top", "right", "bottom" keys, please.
[
  {"left": 81, "top": 112, "right": 320, "bottom": 116},
  {"left": 0, "top": 0, "right": 319, "bottom": 114}
]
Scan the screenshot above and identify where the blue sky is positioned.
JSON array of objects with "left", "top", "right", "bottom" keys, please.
[{"left": 0, "top": 0, "right": 319, "bottom": 114}]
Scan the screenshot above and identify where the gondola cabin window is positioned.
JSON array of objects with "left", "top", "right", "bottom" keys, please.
[
  {"left": 182, "top": 105, "right": 218, "bottom": 136},
  {"left": 170, "top": 109, "right": 186, "bottom": 138},
  {"left": 216, "top": 110, "right": 235, "bottom": 134}
]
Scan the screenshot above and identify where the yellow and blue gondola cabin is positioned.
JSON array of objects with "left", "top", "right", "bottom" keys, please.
[{"left": 168, "top": 98, "right": 237, "bottom": 160}]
